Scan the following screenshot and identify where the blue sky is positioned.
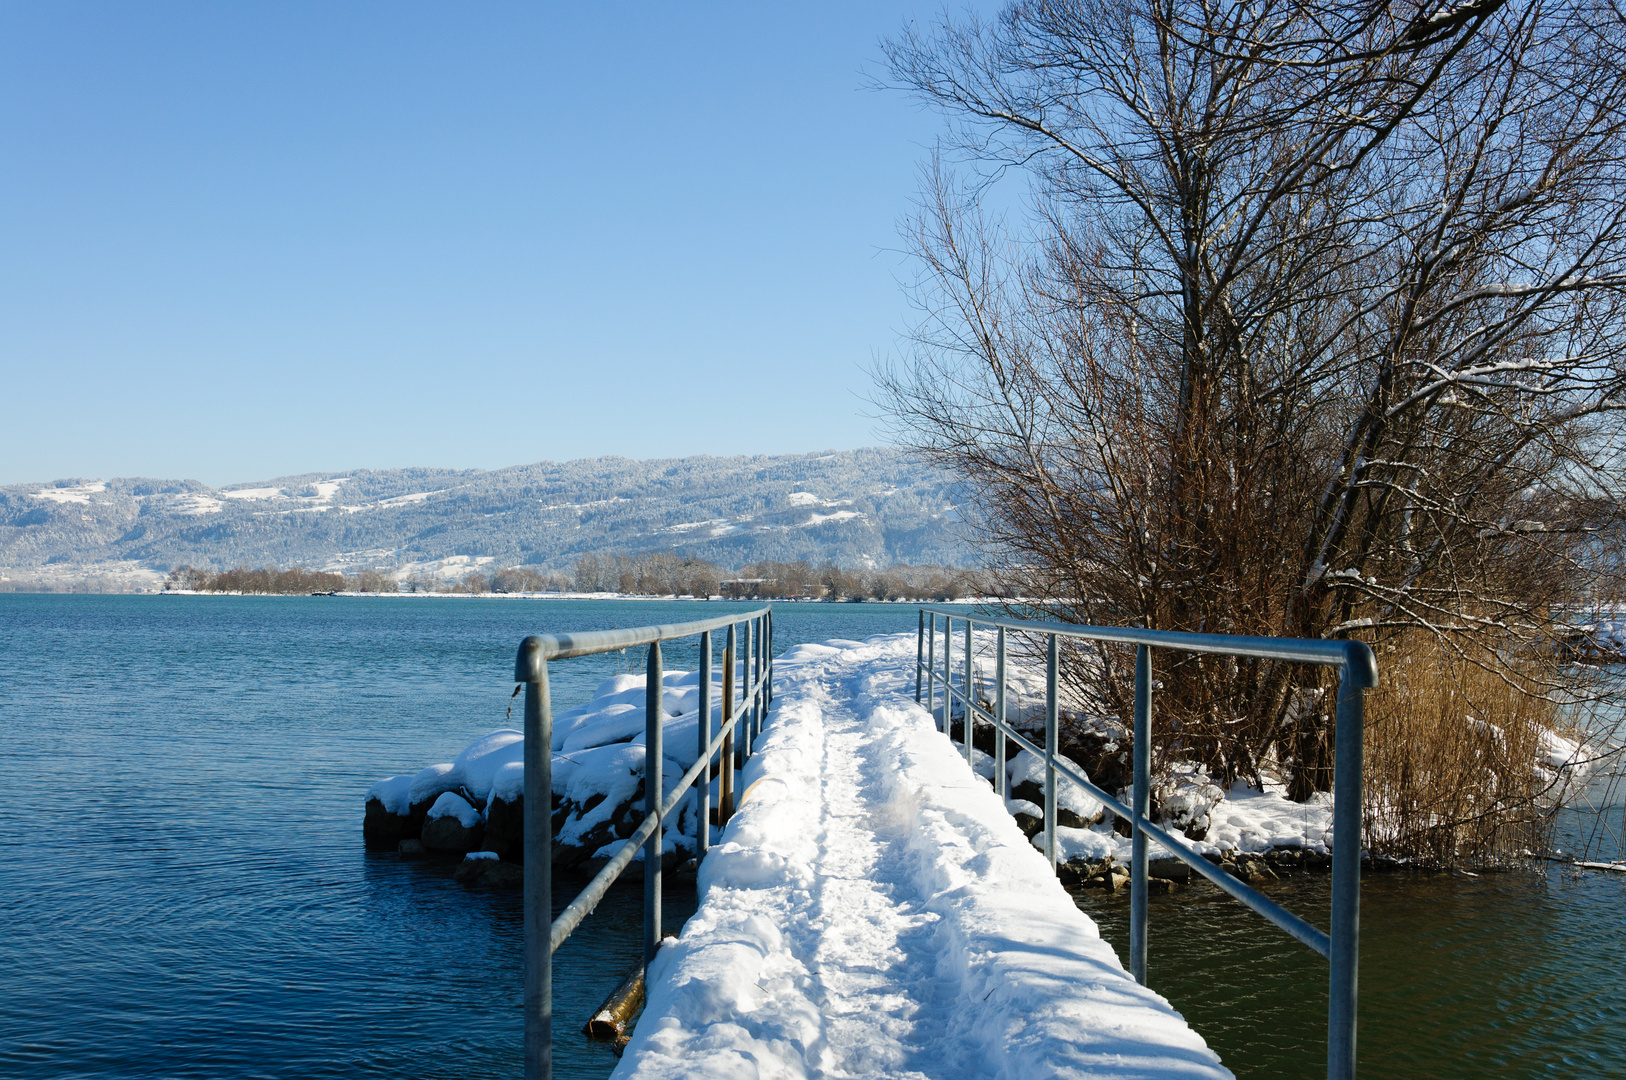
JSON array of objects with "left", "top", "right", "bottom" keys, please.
[{"left": 0, "top": 2, "right": 991, "bottom": 487}]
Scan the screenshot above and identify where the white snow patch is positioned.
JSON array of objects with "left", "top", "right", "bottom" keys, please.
[
  {"left": 662, "top": 519, "right": 728, "bottom": 533},
  {"left": 444, "top": 729, "right": 524, "bottom": 804},
  {"left": 1008, "top": 748, "right": 1104, "bottom": 823},
  {"left": 785, "top": 491, "right": 820, "bottom": 507},
  {"left": 366, "top": 774, "right": 413, "bottom": 814},
  {"left": 803, "top": 509, "right": 863, "bottom": 526},
  {"left": 171, "top": 494, "right": 223, "bottom": 515},
  {"left": 408, "top": 762, "right": 457, "bottom": 806},
  {"left": 376, "top": 489, "right": 442, "bottom": 508},
  {"left": 426, "top": 791, "right": 481, "bottom": 827},
  {"left": 33, "top": 481, "right": 107, "bottom": 504},
  {"left": 220, "top": 486, "right": 286, "bottom": 501},
  {"left": 1202, "top": 783, "right": 1332, "bottom": 856}
]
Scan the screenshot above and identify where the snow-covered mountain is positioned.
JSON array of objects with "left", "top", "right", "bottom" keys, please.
[{"left": 0, "top": 448, "right": 973, "bottom": 585}]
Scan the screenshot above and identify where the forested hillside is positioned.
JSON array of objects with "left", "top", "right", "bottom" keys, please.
[{"left": 0, "top": 448, "right": 973, "bottom": 584}]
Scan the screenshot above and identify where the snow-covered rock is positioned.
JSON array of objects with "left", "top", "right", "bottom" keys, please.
[
  {"left": 422, "top": 792, "right": 484, "bottom": 853},
  {"left": 1008, "top": 749, "right": 1105, "bottom": 827},
  {"left": 364, "top": 662, "right": 776, "bottom": 868},
  {"left": 363, "top": 774, "right": 413, "bottom": 849}
]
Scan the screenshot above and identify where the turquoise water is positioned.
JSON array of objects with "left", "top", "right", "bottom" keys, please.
[
  {"left": 0, "top": 594, "right": 929, "bottom": 1079},
  {"left": 1, "top": 594, "right": 1621, "bottom": 1078}
]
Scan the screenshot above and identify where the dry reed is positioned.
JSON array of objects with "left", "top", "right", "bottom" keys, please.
[{"left": 1361, "top": 633, "right": 1570, "bottom": 867}]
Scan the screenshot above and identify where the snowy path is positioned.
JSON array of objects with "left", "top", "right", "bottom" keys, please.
[{"left": 614, "top": 634, "right": 1231, "bottom": 1080}]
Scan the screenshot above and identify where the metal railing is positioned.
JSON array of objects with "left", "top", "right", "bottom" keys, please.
[
  {"left": 513, "top": 605, "right": 774, "bottom": 1080},
  {"left": 915, "top": 606, "right": 1376, "bottom": 1080}
]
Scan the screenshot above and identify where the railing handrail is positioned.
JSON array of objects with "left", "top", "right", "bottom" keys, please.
[
  {"left": 515, "top": 604, "right": 775, "bottom": 1080},
  {"left": 516, "top": 606, "right": 772, "bottom": 671},
  {"left": 916, "top": 604, "right": 1377, "bottom": 685},
  {"left": 914, "top": 605, "right": 1369, "bottom": 1080}
]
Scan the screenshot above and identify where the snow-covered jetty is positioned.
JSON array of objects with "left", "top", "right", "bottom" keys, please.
[
  {"left": 619, "top": 634, "right": 1230, "bottom": 1079},
  {"left": 365, "top": 632, "right": 1233, "bottom": 1077}
]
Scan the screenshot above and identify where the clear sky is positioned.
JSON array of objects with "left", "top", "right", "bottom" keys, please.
[{"left": 0, "top": 2, "right": 987, "bottom": 487}]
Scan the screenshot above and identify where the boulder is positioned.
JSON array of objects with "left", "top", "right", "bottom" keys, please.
[
  {"left": 405, "top": 763, "right": 460, "bottom": 838},
  {"left": 1007, "top": 752, "right": 1105, "bottom": 828},
  {"left": 1080, "top": 864, "right": 1128, "bottom": 891},
  {"left": 363, "top": 797, "right": 409, "bottom": 850},
  {"left": 1009, "top": 783, "right": 1098, "bottom": 829},
  {"left": 1006, "top": 797, "right": 1044, "bottom": 838},
  {"left": 1058, "top": 856, "right": 1112, "bottom": 887},
  {"left": 1225, "top": 855, "right": 1276, "bottom": 884},
  {"left": 398, "top": 838, "right": 427, "bottom": 859},
  {"left": 422, "top": 792, "right": 485, "bottom": 854},
  {"left": 484, "top": 795, "right": 524, "bottom": 859},
  {"left": 1147, "top": 857, "right": 1191, "bottom": 882},
  {"left": 455, "top": 853, "right": 523, "bottom": 887}
]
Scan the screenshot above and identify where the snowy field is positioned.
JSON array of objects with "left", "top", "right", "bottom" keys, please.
[{"left": 616, "top": 634, "right": 1231, "bottom": 1080}]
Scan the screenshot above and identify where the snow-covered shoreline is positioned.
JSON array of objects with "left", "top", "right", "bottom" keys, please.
[{"left": 362, "top": 632, "right": 1406, "bottom": 877}]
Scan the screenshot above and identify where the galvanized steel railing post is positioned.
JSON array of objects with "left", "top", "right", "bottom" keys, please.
[
  {"left": 926, "top": 615, "right": 936, "bottom": 721},
  {"left": 1130, "top": 644, "right": 1151, "bottom": 985},
  {"left": 720, "top": 624, "right": 736, "bottom": 823},
  {"left": 644, "top": 642, "right": 663, "bottom": 966},
  {"left": 697, "top": 629, "right": 712, "bottom": 859},
  {"left": 1328, "top": 663, "right": 1366, "bottom": 1080},
  {"left": 1044, "top": 633, "right": 1058, "bottom": 870},
  {"left": 994, "top": 626, "right": 1007, "bottom": 799},
  {"left": 743, "top": 618, "right": 754, "bottom": 761},
  {"left": 963, "top": 617, "right": 975, "bottom": 769},
  {"left": 943, "top": 617, "right": 954, "bottom": 733},
  {"left": 518, "top": 642, "right": 553, "bottom": 1080},
  {"left": 915, "top": 609, "right": 925, "bottom": 703},
  {"left": 752, "top": 615, "right": 761, "bottom": 747}
]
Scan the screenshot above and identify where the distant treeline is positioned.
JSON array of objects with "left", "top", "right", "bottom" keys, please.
[
  {"left": 569, "top": 552, "right": 993, "bottom": 600},
  {"left": 166, "top": 551, "right": 995, "bottom": 600},
  {"left": 165, "top": 565, "right": 396, "bottom": 594}
]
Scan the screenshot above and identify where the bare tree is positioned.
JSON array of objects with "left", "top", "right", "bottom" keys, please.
[{"left": 881, "top": 0, "right": 1626, "bottom": 801}]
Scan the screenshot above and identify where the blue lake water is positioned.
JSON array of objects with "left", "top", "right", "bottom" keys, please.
[{"left": 1, "top": 594, "right": 1622, "bottom": 1078}]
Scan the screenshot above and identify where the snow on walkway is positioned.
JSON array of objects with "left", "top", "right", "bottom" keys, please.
[{"left": 615, "top": 634, "right": 1232, "bottom": 1080}]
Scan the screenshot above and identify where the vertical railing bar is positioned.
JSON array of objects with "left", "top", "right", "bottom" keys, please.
[
  {"left": 916, "top": 609, "right": 925, "bottom": 703},
  {"left": 926, "top": 614, "right": 937, "bottom": 721},
  {"left": 520, "top": 650, "right": 553, "bottom": 1080},
  {"left": 644, "top": 641, "right": 663, "bottom": 966},
  {"left": 995, "top": 626, "right": 1007, "bottom": 799},
  {"left": 943, "top": 616, "right": 954, "bottom": 734},
  {"left": 964, "top": 616, "right": 975, "bottom": 769},
  {"left": 1328, "top": 665, "right": 1364, "bottom": 1080},
  {"left": 743, "top": 618, "right": 753, "bottom": 762},
  {"left": 1044, "top": 632, "right": 1058, "bottom": 870},
  {"left": 720, "top": 623, "right": 736, "bottom": 824},
  {"left": 748, "top": 617, "right": 757, "bottom": 748},
  {"left": 697, "top": 629, "right": 712, "bottom": 860},
  {"left": 1130, "top": 643, "right": 1151, "bottom": 986}
]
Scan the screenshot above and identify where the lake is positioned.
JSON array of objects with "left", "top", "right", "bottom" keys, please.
[{"left": 1, "top": 594, "right": 1621, "bottom": 1077}]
